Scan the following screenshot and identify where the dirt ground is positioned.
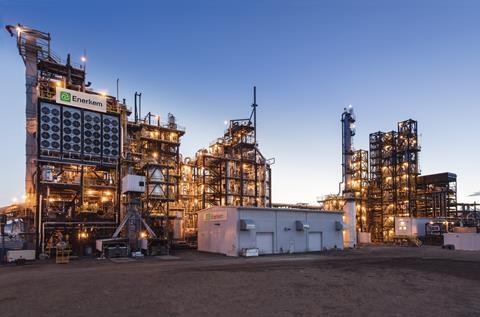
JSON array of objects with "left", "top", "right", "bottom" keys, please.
[{"left": 0, "top": 246, "right": 479, "bottom": 317}]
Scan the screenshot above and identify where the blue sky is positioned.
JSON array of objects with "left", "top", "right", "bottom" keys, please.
[{"left": 0, "top": 0, "right": 479, "bottom": 205}]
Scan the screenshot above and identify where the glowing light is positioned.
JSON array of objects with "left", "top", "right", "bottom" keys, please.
[
  {"left": 12, "top": 197, "right": 18, "bottom": 203},
  {"left": 100, "top": 91, "right": 107, "bottom": 97},
  {"left": 139, "top": 231, "right": 147, "bottom": 239},
  {"left": 55, "top": 81, "right": 62, "bottom": 87},
  {"left": 80, "top": 56, "right": 87, "bottom": 63}
]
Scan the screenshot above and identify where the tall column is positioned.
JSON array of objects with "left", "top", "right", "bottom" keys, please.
[{"left": 24, "top": 36, "right": 38, "bottom": 209}]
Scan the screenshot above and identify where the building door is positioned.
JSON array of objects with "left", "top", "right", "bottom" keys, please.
[
  {"left": 308, "top": 232, "right": 323, "bottom": 252},
  {"left": 256, "top": 232, "right": 274, "bottom": 255}
]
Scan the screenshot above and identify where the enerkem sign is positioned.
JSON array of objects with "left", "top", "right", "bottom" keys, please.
[{"left": 55, "top": 87, "right": 107, "bottom": 113}]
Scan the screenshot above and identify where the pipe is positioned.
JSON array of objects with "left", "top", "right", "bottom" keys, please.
[
  {"left": 139, "top": 93, "right": 142, "bottom": 121},
  {"left": 134, "top": 92, "right": 138, "bottom": 123},
  {"left": 41, "top": 221, "right": 117, "bottom": 253}
]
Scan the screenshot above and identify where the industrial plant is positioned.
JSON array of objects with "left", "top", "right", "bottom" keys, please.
[{"left": 1, "top": 23, "right": 479, "bottom": 264}]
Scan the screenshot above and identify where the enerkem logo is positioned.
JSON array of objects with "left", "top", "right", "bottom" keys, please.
[
  {"left": 60, "top": 91, "right": 71, "bottom": 102},
  {"left": 55, "top": 87, "right": 106, "bottom": 113}
]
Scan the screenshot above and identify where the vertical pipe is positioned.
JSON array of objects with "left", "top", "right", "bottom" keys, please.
[
  {"left": 139, "top": 93, "right": 142, "bottom": 121},
  {"left": 240, "top": 147, "right": 244, "bottom": 207},
  {"left": 252, "top": 86, "right": 258, "bottom": 207},
  {"left": 253, "top": 86, "right": 257, "bottom": 144},
  {"left": 37, "top": 194, "right": 43, "bottom": 256},
  {"left": 268, "top": 166, "right": 272, "bottom": 207},
  {"left": 202, "top": 156, "right": 206, "bottom": 209},
  {"left": 66, "top": 54, "right": 72, "bottom": 86},
  {"left": 134, "top": 92, "right": 138, "bottom": 123}
]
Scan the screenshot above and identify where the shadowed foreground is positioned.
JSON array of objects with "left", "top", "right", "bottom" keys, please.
[{"left": 1, "top": 246, "right": 479, "bottom": 317}]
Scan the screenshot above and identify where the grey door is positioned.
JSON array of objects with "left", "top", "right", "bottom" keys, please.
[
  {"left": 308, "top": 232, "right": 323, "bottom": 252},
  {"left": 256, "top": 232, "right": 274, "bottom": 255}
]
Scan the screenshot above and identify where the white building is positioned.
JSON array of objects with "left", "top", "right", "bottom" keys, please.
[{"left": 197, "top": 206, "right": 344, "bottom": 257}]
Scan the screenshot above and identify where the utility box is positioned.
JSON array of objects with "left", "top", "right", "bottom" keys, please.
[
  {"left": 198, "top": 207, "right": 343, "bottom": 257},
  {"left": 358, "top": 232, "right": 372, "bottom": 244},
  {"left": 240, "top": 248, "right": 259, "bottom": 257},
  {"left": 295, "top": 220, "right": 310, "bottom": 231},
  {"left": 7, "top": 250, "right": 35, "bottom": 263},
  {"left": 394, "top": 217, "right": 430, "bottom": 237},
  {"left": 96, "top": 238, "right": 129, "bottom": 257},
  {"left": 121, "top": 175, "right": 146, "bottom": 194},
  {"left": 444, "top": 233, "right": 480, "bottom": 251},
  {"left": 240, "top": 219, "right": 256, "bottom": 231}
]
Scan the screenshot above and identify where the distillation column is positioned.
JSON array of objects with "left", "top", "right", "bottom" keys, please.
[{"left": 341, "top": 106, "right": 357, "bottom": 248}]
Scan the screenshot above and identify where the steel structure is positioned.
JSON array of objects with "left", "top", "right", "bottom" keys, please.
[
  {"left": 417, "top": 173, "right": 457, "bottom": 218},
  {"left": 322, "top": 107, "right": 368, "bottom": 239},
  {"left": 6, "top": 24, "right": 130, "bottom": 256},
  {"left": 178, "top": 88, "right": 273, "bottom": 238},
  {"left": 367, "top": 120, "right": 420, "bottom": 241},
  {"left": 351, "top": 149, "right": 369, "bottom": 232},
  {"left": 122, "top": 103, "right": 186, "bottom": 244}
]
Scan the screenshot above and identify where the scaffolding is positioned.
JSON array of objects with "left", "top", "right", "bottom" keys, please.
[
  {"left": 351, "top": 150, "right": 369, "bottom": 232},
  {"left": 179, "top": 88, "right": 273, "bottom": 238},
  {"left": 396, "top": 119, "right": 420, "bottom": 218},
  {"left": 123, "top": 108, "right": 185, "bottom": 240},
  {"left": 417, "top": 173, "right": 457, "bottom": 218},
  {"left": 367, "top": 120, "right": 420, "bottom": 241}
]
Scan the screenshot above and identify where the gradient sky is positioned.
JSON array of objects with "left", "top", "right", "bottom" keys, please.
[{"left": 0, "top": 0, "right": 479, "bottom": 206}]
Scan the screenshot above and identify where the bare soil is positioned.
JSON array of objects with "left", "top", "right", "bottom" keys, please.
[{"left": 1, "top": 246, "right": 479, "bottom": 317}]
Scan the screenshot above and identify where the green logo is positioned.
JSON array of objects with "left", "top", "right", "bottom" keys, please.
[{"left": 60, "top": 91, "right": 71, "bottom": 102}]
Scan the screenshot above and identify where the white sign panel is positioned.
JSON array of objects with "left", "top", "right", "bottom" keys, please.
[{"left": 55, "top": 87, "right": 107, "bottom": 113}]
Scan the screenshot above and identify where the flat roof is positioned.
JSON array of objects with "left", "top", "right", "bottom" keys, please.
[
  {"left": 200, "top": 206, "right": 344, "bottom": 214},
  {"left": 418, "top": 172, "right": 457, "bottom": 184}
]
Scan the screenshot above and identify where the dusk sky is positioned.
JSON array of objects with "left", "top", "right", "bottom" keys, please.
[{"left": 0, "top": 0, "right": 479, "bottom": 206}]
